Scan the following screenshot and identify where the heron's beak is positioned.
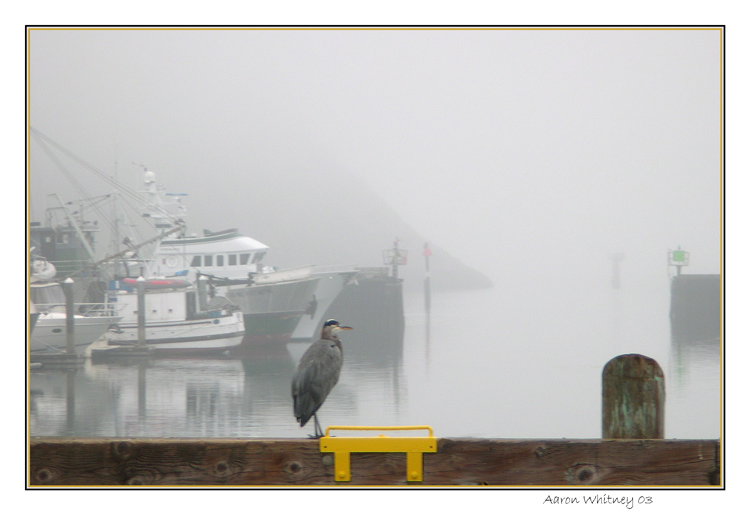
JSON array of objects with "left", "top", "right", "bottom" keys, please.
[{"left": 339, "top": 326, "right": 353, "bottom": 330}]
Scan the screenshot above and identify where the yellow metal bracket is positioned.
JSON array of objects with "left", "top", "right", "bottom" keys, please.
[{"left": 319, "top": 425, "right": 437, "bottom": 482}]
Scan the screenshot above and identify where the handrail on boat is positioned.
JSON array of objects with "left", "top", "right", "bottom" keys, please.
[
  {"left": 311, "top": 265, "right": 359, "bottom": 275},
  {"left": 34, "top": 302, "right": 123, "bottom": 318}
]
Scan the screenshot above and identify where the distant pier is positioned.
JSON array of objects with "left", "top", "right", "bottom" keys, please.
[
  {"left": 325, "top": 267, "right": 405, "bottom": 340},
  {"left": 670, "top": 274, "right": 721, "bottom": 340}
]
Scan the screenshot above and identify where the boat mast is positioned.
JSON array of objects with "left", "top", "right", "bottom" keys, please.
[
  {"left": 48, "top": 193, "right": 97, "bottom": 262},
  {"left": 111, "top": 156, "right": 120, "bottom": 258},
  {"left": 138, "top": 167, "right": 187, "bottom": 236}
]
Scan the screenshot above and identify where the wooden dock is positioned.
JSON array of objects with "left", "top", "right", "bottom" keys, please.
[{"left": 29, "top": 437, "right": 719, "bottom": 486}]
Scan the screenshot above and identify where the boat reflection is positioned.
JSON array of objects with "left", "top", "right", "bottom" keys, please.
[{"left": 29, "top": 323, "right": 406, "bottom": 438}]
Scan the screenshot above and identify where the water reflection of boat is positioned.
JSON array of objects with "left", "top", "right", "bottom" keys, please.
[
  {"left": 30, "top": 364, "right": 117, "bottom": 436},
  {"left": 104, "top": 280, "right": 245, "bottom": 355},
  {"left": 92, "top": 359, "right": 248, "bottom": 437},
  {"left": 30, "top": 315, "right": 406, "bottom": 438}
]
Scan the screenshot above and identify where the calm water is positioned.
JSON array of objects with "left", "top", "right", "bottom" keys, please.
[{"left": 29, "top": 282, "right": 721, "bottom": 439}]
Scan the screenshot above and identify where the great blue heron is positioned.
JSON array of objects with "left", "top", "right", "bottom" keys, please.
[{"left": 292, "top": 319, "right": 353, "bottom": 438}]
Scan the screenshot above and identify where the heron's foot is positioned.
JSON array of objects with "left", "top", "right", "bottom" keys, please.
[{"left": 307, "top": 433, "right": 321, "bottom": 439}]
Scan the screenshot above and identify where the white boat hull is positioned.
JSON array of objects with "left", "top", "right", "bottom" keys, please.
[
  {"left": 106, "top": 311, "right": 245, "bottom": 354},
  {"left": 30, "top": 313, "right": 120, "bottom": 353}
]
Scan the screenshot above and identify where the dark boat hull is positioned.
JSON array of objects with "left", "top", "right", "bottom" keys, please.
[{"left": 226, "top": 277, "right": 319, "bottom": 345}]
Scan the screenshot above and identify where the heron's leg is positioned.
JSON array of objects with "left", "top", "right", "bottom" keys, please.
[{"left": 313, "top": 413, "right": 324, "bottom": 438}]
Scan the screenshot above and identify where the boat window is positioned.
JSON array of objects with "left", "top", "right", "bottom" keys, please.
[
  {"left": 229, "top": 254, "right": 237, "bottom": 266},
  {"left": 240, "top": 253, "right": 251, "bottom": 265},
  {"left": 190, "top": 255, "right": 201, "bottom": 267},
  {"left": 252, "top": 252, "right": 266, "bottom": 264},
  {"left": 204, "top": 255, "right": 213, "bottom": 266},
  {"left": 216, "top": 255, "right": 224, "bottom": 267}
]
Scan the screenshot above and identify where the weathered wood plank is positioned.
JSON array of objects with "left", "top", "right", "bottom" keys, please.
[
  {"left": 29, "top": 437, "right": 720, "bottom": 486},
  {"left": 430, "top": 439, "right": 719, "bottom": 486}
]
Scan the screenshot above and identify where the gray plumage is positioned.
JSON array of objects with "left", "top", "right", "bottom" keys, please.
[{"left": 292, "top": 319, "right": 352, "bottom": 438}]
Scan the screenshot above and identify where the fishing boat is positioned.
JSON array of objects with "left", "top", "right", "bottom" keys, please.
[
  {"left": 31, "top": 311, "right": 119, "bottom": 354},
  {"left": 29, "top": 276, "right": 121, "bottom": 354},
  {"left": 28, "top": 136, "right": 338, "bottom": 347},
  {"left": 138, "top": 165, "right": 324, "bottom": 345},
  {"left": 104, "top": 278, "right": 245, "bottom": 355},
  {"left": 224, "top": 266, "right": 320, "bottom": 345},
  {"left": 27, "top": 195, "right": 241, "bottom": 356},
  {"left": 289, "top": 266, "right": 359, "bottom": 342},
  {"left": 154, "top": 227, "right": 270, "bottom": 280},
  {"left": 29, "top": 196, "right": 100, "bottom": 281},
  {"left": 150, "top": 226, "right": 321, "bottom": 345}
]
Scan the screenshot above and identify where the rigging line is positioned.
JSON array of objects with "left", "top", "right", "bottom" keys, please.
[
  {"left": 33, "top": 136, "right": 127, "bottom": 246},
  {"left": 68, "top": 194, "right": 111, "bottom": 219},
  {"left": 32, "top": 143, "right": 169, "bottom": 264},
  {"left": 30, "top": 127, "right": 185, "bottom": 226},
  {"left": 31, "top": 127, "right": 138, "bottom": 197},
  {"left": 68, "top": 222, "right": 184, "bottom": 278},
  {"left": 33, "top": 133, "right": 94, "bottom": 207},
  {"left": 32, "top": 133, "right": 128, "bottom": 240},
  {"left": 30, "top": 128, "right": 185, "bottom": 254},
  {"left": 67, "top": 193, "right": 113, "bottom": 205},
  {"left": 31, "top": 127, "right": 144, "bottom": 206}
]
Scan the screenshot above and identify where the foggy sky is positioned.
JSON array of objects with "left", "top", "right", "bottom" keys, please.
[{"left": 27, "top": 27, "right": 722, "bottom": 290}]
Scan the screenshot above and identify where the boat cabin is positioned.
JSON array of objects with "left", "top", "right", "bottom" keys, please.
[
  {"left": 153, "top": 228, "right": 269, "bottom": 281},
  {"left": 30, "top": 220, "right": 99, "bottom": 278}
]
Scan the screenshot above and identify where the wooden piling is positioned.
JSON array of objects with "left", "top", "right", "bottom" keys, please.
[
  {"left": 136, "top": 276, "right": 146, "bottom": 348},
  {"left": 198, "top": 275, "right": 208, "bottom": 311},
  {"left": 602, "top": 354, "right": 665, "bottom": 439},
  {"left": 90, "top": 275, "right": 152, "bottom": 359},
  {"left": 63, "top": 278, "right": 75, "bottom": 355}
]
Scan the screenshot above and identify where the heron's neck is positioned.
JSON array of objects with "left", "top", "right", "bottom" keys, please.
[
  {"left": 321, "top": 328, "right": 343, "bottom": 352},
  {"left": 321, "top": 326, "right": 337, "bottom": 340}
]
